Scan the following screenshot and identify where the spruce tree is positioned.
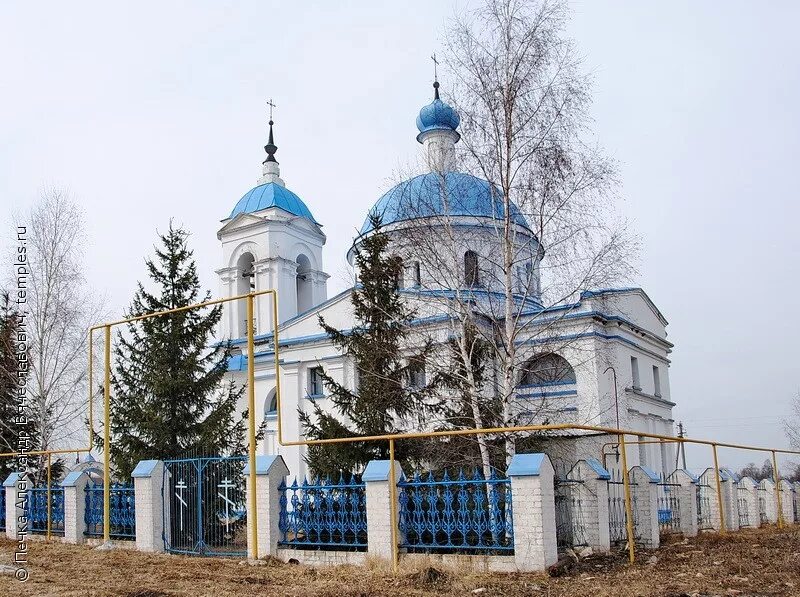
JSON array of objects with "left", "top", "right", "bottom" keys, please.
[
  {"left": 299, "top": 216, "right": 437, "bottom": 476},
  {"left": 0, "top": 292, "right": 26, "bottom": 479},
  {"left": 106, "top": 224, "right": 245, "bottom": 479}
]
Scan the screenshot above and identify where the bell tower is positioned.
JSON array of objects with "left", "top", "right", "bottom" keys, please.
[{"left": 216, "top": 105, "right": 328, "bottom": 340}]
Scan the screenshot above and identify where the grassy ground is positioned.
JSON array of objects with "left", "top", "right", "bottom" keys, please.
[{"left": 1, "top": 526, "right": 799, "bottom": 596}]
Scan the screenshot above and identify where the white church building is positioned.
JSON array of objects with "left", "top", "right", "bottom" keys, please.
[{"left": 216, "top": 83, "right": 676, "bottom": 479}]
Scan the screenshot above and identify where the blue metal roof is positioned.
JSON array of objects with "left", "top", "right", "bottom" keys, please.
[
  {"left": 360, "top": 172, "right": 529, "bottom": 235},
  {"left": 229, "top": 182, "right": 317, "bottom": 222}
]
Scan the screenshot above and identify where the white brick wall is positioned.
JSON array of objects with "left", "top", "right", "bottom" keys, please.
[
  {"left": 4, "top": 473, "right": 29, "bottom": 541},
  {"left": 62, "top": 472, "right": 90, "bottom": 544},
  {"left": 509, "top": 455, "right": 557, "bottom": 572},
  {"left": 736, "top": 477, "right": 760, "bottom": 529},
  {"left": 364, "top": 465, "right": 402, "bottom": 562},
  {"left": 245, "top": 455, "right": 289, "bottom": 560},
  {"left": 628, "top": 467, "right": 659, "bottom": 548},
  {"left": 779, "top": 481, "right": 794, "bottom": 524},
  {"left": 759, "top": 480, "right": 778, "bottom": 524},
  {"left": 132, "top": 461, "right": 168, "bottom": 552}
]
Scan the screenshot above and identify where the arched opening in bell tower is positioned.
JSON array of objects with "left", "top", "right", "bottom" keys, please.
[
  {"left": 296, "top": 254, "right": 312, "bottom": 314},
  {"left": 236, "top": 252, "right": 255, "bottom": 337}
]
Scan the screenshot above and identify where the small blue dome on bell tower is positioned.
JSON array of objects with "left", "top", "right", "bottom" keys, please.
[{"left": 415, "top": 82, "right": 460, "bottom": 143}]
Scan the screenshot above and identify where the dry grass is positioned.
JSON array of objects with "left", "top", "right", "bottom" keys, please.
[{"left": 1, "top": 526, "right": 799, "bottom": 596}]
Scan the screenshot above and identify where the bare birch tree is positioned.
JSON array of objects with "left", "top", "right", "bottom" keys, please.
[
  {"left": 384, "top": 0, "right": 637, "bottom": 470},
  {"left": 787, "top": 392, "right": 800, "bottom": 450},
  {"left": 19, "top": 189, "right": 106, "bottom": 462}
]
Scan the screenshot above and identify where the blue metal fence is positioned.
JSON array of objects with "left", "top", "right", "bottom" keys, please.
[
  {"left": 279, "top": 475, "right": 368, "bottom": 550},
  {"left": 398, "top": 469, "right": 514, "bottom": 553},
  {"left": 85, "top": 483, "right": 136, "bottom": 539},
  {"left": 28, "top": 485, "right": 65, "bottom": 535}
]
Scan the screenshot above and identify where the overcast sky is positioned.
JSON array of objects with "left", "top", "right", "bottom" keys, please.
[{"left": 2, "top": 1, "right": 798, "bottom": 470}]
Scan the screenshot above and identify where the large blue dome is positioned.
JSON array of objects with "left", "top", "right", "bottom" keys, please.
[
  {"left": 360, "top": 172, "right": 529, "bottom": 235},
  {"left": 229, "top": 182, "right": 317, "bottom": 222}
]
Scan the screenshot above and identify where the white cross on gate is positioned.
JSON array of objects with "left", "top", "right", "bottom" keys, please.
[
  {"left": 175, "top": 480, "right": 188, "bottom": 532},
  {"left": 217, "top": 477, "right": 237, "bottom": 532}
]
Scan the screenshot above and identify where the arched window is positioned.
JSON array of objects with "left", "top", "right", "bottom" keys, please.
[
  {"left": 464, "top": 250, "right": 479, "bottom": 286},
  {"left": 236, "top": 252, "right": 255, "bottom": 336},
  {"left": 264, "top": 389, "right": 277, "bottom": 418},
  {"left": 520, "top": 353, "right": 576, "bottom": 386},
  {"left": 296, "top": 254, "right": 312, "bottom": 313}
]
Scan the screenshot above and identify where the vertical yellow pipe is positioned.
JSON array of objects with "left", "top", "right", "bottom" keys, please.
[
  {"left": 388, "top": 439, "right": 399, "bottom": 574},
  {"left": 772, "top": 450, "right": 783, "bottom": 528},
  {"left": 88, "top": 330, "right": 93, "bottom": 449},
  {"left": 272, "top": 291, "right": 283, "bottom": 446},
  {"left": 246, "top": 294, "right": 258, "bottom": 558},
  {"left": 103, "top": 324, "right": 111, "bottom": 544},
  {"left": 46, "top": 452, "right": 52, "bottom": 540},
  {"left": 712, "top": 444, "right": 726, "bottom": 533},
  {"left": 618, "top": 433, "right": 635, "bottom": 564}
]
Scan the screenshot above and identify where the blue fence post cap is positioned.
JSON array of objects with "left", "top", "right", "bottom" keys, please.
[
  {"left": 363, "top": 460, "right": 405, "bottom": 482},
  {"left": 635, "top": 466, "right": 660, "bottom": 483},
  {"left": 3, "top": 471, "right": 23, "bottom": 487},
  {"left": 61, "top": 471, "right": 89, "bottom": 487},
  {"left": 584, "top": 458, "right": 611, "bottom": 480},
  {"left": 507, "top": 453, "right": 548, "bottom": 477},
  {"left": 131, "top": 460, "right": 161, "bottom": 479},
  {"left": 243, "top": 455, "right": 288, "bottom": 476}
]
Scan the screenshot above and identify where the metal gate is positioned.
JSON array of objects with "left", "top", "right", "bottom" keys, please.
[
  {"left": 163, "top": 456, "right": 248, "bottom": 556},
  {"left": 657, "top": 475, "right": 682, "bottom": 534},
  {"left": 554, "top": 478, "right": 587, "bottom": 551},
  {"left": 608, "top": 469, "right": 638, "bottom": 545},
  {"left": 697, "top": 474, "right": 713, "bottom": 530}
]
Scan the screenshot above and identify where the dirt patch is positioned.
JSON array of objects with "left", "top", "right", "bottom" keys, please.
[{"left": 0, "top": 526, "right": 798, "bottom": 596}]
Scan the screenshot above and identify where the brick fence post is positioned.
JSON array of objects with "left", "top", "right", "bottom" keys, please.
[
  {"left": 794, "top": 482, "right": 800, "bottom": 524},
  {"left": 737, "top": 477, "right": 760, "bottom": 528},
  {"left": 669, "top": 469, "right": 698, "bottom": 537},
  {"left": 700, "top": 468, "right": 724, "bottom": 531},
  {"left": 244, "top": 455, "right": 289, "bottom": 560},
  {"left": 779, "top": 481, "right": 794, "bottom": 524},
  {"left": 719, "top": 469, "right": 740, "bottom": 531},
  {"left": 566, "top": 458, "right": 610, "bottom": 552},
  {"left": 628, "top": 466, "right": 659, "bottom": 548},
  {"left": 131, "top": 460, "right": 168, "bottom": 552},
  {"left": 363, "top": 459, "right": 404, "bottom": 562},
  {"left": 507, "top": 453, "right": 557, "bottom": 572},
  {"left": 759, "top": 479, "right": 777, "bottom": 524},
  {"left": 61, "top": 470, "right": 90, "bottom": 544},
  {"left": 4, "top": 472, "right": 29, "bottom": 541}
]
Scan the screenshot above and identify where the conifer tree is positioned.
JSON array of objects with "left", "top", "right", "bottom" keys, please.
[
  {"left": 300, "top": 216, "right": 437, "bottom": 476},
  {"left": 105, "top": 224, "right": 245, "bottom": 479},
  {"left": 0, "top": 292, "right": 27, "bottom": 480}
]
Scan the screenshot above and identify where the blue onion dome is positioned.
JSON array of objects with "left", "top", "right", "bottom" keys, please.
[
  {"left": 360, "top": 172, "right": 529, "bottom": 235},
  {"left": 416, "top": 82, "right": 460, "bottom": 142},
  {"left": 228, "top": 182, "right": 318, "bottom": 223}
]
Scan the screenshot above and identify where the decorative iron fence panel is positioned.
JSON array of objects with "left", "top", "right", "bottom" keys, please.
[
  {"left": 554, "top": 478, "right": 587, "bottom": 550},
  {"left": 757, "top": 486, "right": 767, "bottom": 525},
  {"left": 163, "top": 456, "right": 247, "bottom": 557},
  {"left": 28, "top": 485, "right": 65, "bottom": 535},
  {"left": 657, "top": 476, "right": 682, "bottom": 534},
  {"left": 0, "top": 488, "right": 5, "bottom": 531},
  {"left": 697, "top": 476, "right": 713, "bottom": 530},
  {"left": 398, "top": 469, "right": 513, "bottom": 554},
  {"left": 737, "top": 486, "right": 750, "bottom": 528},
  {"left": 607, "top": 469, "right": 638, "bottom": 545},
  {"left": 84, "top": 484, "right": 136, "bottom": 539},
  {"left": 278, "top": 475, "right": 367, "bottom": 550}
]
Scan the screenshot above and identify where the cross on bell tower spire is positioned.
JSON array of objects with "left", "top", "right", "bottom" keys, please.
[{"left": 258, "top": 97, "right": 285, "bottom": 186}]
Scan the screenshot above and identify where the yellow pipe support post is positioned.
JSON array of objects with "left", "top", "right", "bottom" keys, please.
[
  {"left": 246, "top": 293, "right": 258, "bottom": 559},
  {"left": 88, "top": 329, "right": 93, "bottom": 446},
  {"left": 618, "top": 433, "right": 635, "bottom": 565},
  {"left": 772, "top": 450, "right": 783, "bottom": 528},
  {"left": 46, "top": 452, "right": 52, "bottom": 540},
  {"left": 388, "top": 439, "right": 399, "bottom": 575},
  {"left": 103, "top": 324, "right": 111, "bottom": 544},
  {"left": 712, "top": 444, "right": 726, "bottom": 533}
]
